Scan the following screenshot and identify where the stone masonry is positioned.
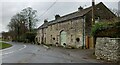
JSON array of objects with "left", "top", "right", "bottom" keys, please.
[
  {"left": 36, "top": 2, "right": 116, "bottom": 49},
  {"left": 95, "top": 37, "right": 120, "bottom": 62}
]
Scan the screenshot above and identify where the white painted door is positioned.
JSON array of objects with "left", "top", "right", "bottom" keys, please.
[{"left": 60, "top": 31, "right": 67, "bottom": 46}]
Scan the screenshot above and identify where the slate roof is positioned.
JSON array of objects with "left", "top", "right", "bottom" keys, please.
[
  {"left": 38, "top": 2, "right": 103, "bottom": 29},
  {"left": 38, "top": 22, "right": 49, "bottom": 29}
]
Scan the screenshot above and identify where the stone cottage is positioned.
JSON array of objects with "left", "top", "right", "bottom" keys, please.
[{"left": 35, "top": 2, "right": 116, "bottom": 49}]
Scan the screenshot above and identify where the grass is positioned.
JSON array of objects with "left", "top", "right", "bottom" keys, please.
[{"left": 0, "top": 42, "right": 12, "bottom": 49}]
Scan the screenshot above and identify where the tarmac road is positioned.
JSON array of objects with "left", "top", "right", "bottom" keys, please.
[{"left": 1, "top": 41, "right": 102, "bottom": 63}]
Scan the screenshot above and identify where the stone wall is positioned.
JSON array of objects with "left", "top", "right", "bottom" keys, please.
[
  {"left": 36, "top": 18, "right": 84, "bottom": 48},
  {"left": 95, "top": 37, "right": 120, "bottom": 62}
]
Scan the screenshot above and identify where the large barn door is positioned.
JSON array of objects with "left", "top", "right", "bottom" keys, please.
[{"left": 60, "top": 31, "right": 67, "bottom": 46}]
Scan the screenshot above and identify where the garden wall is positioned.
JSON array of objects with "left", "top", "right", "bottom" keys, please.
[{"left": 95, "top": 37, "right": 120, "bottom": 62}]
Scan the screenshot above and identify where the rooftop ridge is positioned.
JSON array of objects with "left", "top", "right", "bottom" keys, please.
[{"left": 38, "top": 2, "right": 104, "bottom": 29}]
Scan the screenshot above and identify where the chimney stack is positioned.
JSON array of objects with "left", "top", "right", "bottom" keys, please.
[
  {"left": 78, "top": 6, "right": 83, "bottom": 11},
  {"left": 44, "top": 19, "right": 48, "bottom": 23},
  {"left": 55, "top": 14, "right": 60, "bottom": 20}
]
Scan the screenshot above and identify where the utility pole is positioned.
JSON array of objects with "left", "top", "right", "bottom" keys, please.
[
  {"left": 92, "top": 0, "right": 96, "bottom": 48},
  {"left": 92, "top": 0, "right": 95, "bottom": 25}
]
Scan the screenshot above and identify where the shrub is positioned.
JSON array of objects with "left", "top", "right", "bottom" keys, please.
[
  {"left": 91, "top": 19, "right": 120, "bottom": 38},
  {"left": 25, "top": 32, "right": 37, "bottom": 43}
]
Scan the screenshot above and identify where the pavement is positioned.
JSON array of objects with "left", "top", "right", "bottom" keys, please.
[{"left": 0, "top": 41, "right": 104, "bottom": 63}]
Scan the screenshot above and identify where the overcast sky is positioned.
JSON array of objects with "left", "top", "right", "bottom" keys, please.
[{"left": 0, "top": 0, "right": 120, "bottom": 33}]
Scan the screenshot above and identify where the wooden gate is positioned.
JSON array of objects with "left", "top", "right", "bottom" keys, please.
[{"left": 86, "top": 36, "right": 94, "bottom": 49}]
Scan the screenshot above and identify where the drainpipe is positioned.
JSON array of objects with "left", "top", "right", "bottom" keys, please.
[
  {"left": 41, "top": 28, "right": 44, "bottom": 44},
  {"left": 82, "top": 16, "right": 86, "bottom": 49}
]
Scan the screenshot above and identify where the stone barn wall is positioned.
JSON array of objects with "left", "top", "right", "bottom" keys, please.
[{"left": 95, "top": 37, "right": 120, "bottom": 62}]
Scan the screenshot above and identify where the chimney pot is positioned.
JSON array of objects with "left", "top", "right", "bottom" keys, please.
[
  {"left": 78, "top": 6, "right": 83, "bottom": 11},
  {"left": 44, "top": 19, "right": 48, "bottom": 23},
  {"left": 55, "top": 14, "right": 60, "bottom": 20}
]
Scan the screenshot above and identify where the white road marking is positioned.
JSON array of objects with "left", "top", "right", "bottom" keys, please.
[
  {"left": 0, "top": 45, "right": 27, "bottom": 56},
  {"left": 2, "top": 51, "right": 14, "bottom": 55},
  {"left": 18, "top": 45, "right": 26, "bottom": 51},
  {"left": 0, "top": 45, "right": 14, "bottom": 52}
]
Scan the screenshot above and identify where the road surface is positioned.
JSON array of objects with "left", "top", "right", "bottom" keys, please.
[{"left": 1, "top": 42, "right": 102, "bottom": 63}]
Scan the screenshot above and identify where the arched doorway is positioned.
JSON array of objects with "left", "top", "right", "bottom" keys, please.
[{"left": 60, "top": 31, "right": 67, "bottom": 46}]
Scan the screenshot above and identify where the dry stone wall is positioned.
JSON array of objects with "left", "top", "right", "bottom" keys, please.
[{"left": 95, "top": 37, "right": 120, "bottom": 62}]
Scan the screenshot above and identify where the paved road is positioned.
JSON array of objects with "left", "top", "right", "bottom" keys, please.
[{"left": 1, "top": 42, "right": 102, "bottom": 63}]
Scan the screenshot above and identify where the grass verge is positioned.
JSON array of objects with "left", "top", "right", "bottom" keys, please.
[{"left": 0, "top": 42, "right": 12, "bottom": 49}]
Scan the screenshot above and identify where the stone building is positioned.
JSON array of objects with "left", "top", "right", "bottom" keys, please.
[{"left": 35, "top": 2, "right": 116, "bottom": 48}]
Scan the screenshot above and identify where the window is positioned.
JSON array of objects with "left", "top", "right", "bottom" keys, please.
[
  {"left": 76, "top": 38, "right": 80, "bottom": 42},
  {"left": 56, "top": 42, "right": 58, "bottom": 44},
  {"left": 95, "top": 17, "right": 100, "bottom": 23},
  {"left": 53, "top": 37, "right": 55, "bottom": 40},
  {"left": 63, "top": 43, "right": 66, "bottom": 46}
]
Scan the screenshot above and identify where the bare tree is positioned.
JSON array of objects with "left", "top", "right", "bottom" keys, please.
[
  {"left": 7, "top": 7, "right": 38, "bottom": 41},
  {"left": 111, "top": 8, "right": 120, "bottom": 17},
  {"left": 21, "top": 7, "right": 38, "bottom": 31}
]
